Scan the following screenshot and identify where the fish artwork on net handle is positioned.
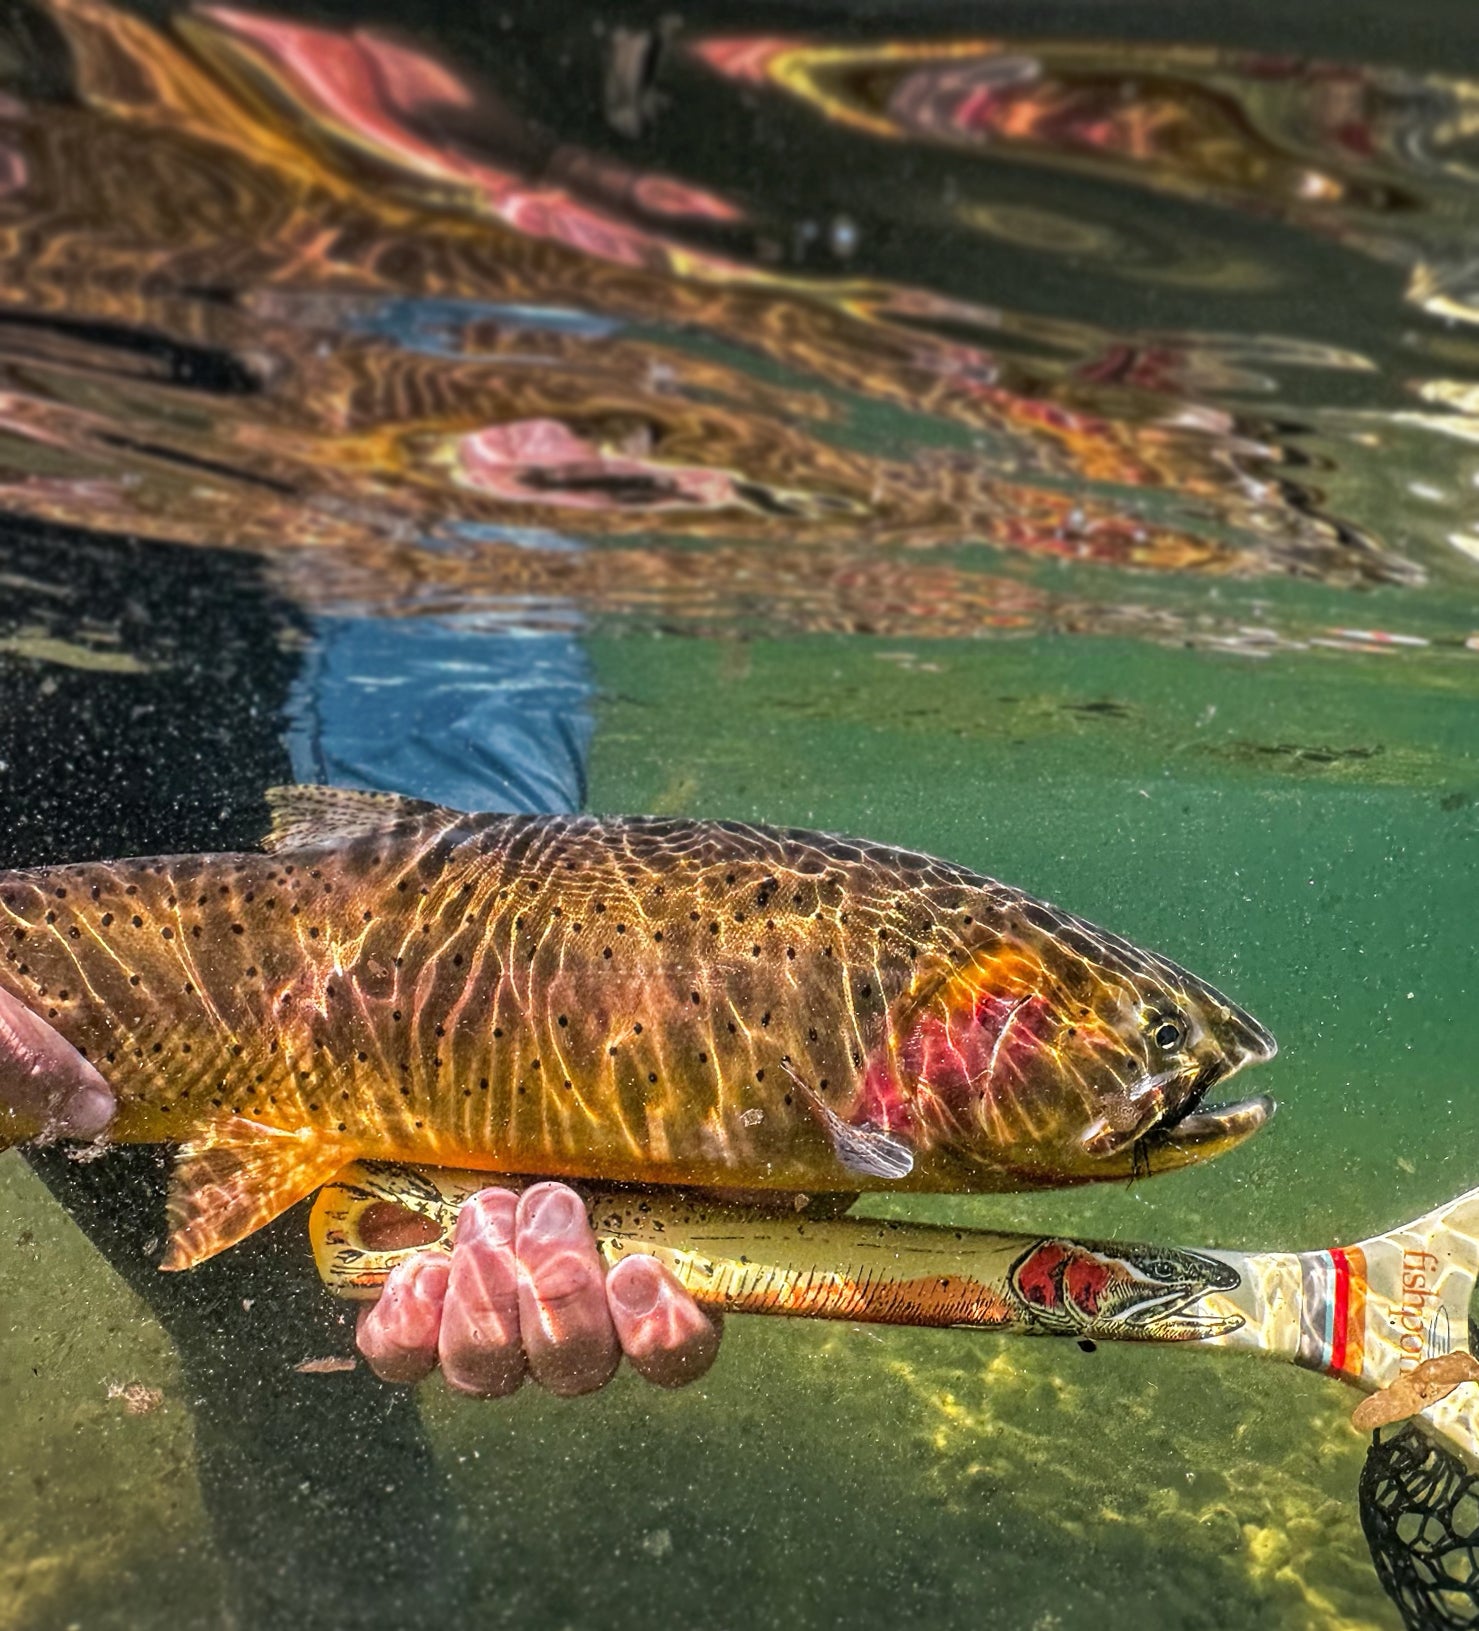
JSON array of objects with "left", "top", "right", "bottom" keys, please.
[{"left": 311, "top": 1164, "right": 1479, "bottom": 1468}]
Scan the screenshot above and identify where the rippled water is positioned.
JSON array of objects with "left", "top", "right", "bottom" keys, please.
[{"left": 1, "top": 1, "right": 1478, "bottom": 1627}]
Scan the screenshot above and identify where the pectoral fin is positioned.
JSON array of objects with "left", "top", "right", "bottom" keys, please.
[
  {"left": 806, "top": 1092, "right": 914, "bottom": 1181},
  {"left": 162, "top": 1115, "right": 353, "bottom": 1270},
  {"left": 777, "top": 1058, "right": 915, "bottom": 1181}
]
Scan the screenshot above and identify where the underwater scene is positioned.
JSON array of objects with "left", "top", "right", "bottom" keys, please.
[{"left": 1, "top": 0, "right": 1478, "bottom": 1626}]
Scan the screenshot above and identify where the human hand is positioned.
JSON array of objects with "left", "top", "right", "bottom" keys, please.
[
  {"left": 0, "top": 985, "right": 114, "bottom": 1144},
  {"left": 355, "top": 1180, "right": 721, "bottom": 1396}
]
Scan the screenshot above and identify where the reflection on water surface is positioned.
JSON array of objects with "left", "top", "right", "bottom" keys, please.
[{"left": 1, "top": 0, "right": 1479, "bottom": 1627}]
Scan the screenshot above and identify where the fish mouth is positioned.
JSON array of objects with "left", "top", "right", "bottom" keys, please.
[
  {"left": 1078, "top": 1055, "right": 1275, "bottom": 1168},
  {"left": 1111, "top": 1279, "right": 1247, "bottom": 1340},
  {"left": 1150, "top": 1051, "right": 1275, "bottom": 1162},
  {"left": 1075, "top": 991, "right": 1276, "bottom": 1169},
  {"left": 1155, "top": 1092, "right": 1275, "bottom": 1157}
]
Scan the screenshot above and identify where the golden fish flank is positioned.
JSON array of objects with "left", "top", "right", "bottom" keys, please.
[{"left": 0, "top": 787, "right": 1276, "bottom": 1268}]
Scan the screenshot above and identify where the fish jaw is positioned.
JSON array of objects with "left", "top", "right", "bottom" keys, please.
[
  {"left": 1068, "top": 1075, "right": 1275, "bottom": 1182},
  {"left": 1113, "top": 991, "right": 1278, "bottom": 1175},
  {"left": 1141, "top": 1092, "right": 1276, "bottom": 1175}
]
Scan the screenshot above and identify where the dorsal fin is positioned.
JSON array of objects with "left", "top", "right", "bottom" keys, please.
[{"left": 262, "top": 784, "right": 470, "bottom": 853}]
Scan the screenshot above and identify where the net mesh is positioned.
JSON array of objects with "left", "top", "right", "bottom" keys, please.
[{"left": 1361, "top": 1424, "right": 1479, "bottom": 1629}]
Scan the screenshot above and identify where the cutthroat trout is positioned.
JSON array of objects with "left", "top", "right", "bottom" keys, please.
[{"left": 0, "top": 786, "right": 1276, "bottom": 1269}]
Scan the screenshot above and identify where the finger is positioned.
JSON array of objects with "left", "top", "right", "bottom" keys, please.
[
  {"left": 438, "top": 1189, "right": 525, "bottom": 1398},
  {"left": 0, "top": 985, "right": 114, "bottom": 1143},
  {"left": 356, "top": 1253, "right": 450, "bottom": 1384},
  {"left": 515, "top": 1182, "right": 619, "bottom": 1397},
  {"left": 606, "top": 1255, "right": 722, "bottom": 1388}
]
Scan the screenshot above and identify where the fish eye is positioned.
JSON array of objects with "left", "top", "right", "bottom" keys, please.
[{"left": 1148, "top": 1014, "right": 1186, "bottom": 1052}]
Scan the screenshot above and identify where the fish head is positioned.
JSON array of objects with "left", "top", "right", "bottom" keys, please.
[
  {"left": 1008, "top": 1237, "right": 1245, "bottom": 1340},
  {"left": 885, "top": 898, "right": 1276, "bottom": 1185}
]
